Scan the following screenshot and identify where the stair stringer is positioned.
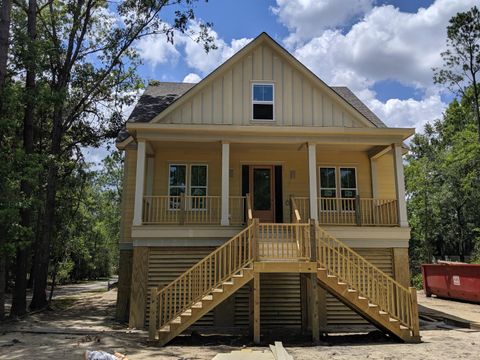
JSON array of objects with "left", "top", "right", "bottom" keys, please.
[
  {"left": 316, "top": 268, "right": 420, "bottom": 343},
  {"left": 157, "top": 267, "right": 254, "bottom": 346}
]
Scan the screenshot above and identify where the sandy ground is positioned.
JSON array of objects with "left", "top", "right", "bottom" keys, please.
[{"left": 0, "top": 288, "right": 479, "bottom": 360}]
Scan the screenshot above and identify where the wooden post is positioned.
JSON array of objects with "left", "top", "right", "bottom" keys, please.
[
  {"left": 252, "top": 218, "right": 259, "bottom": 261},
  {"left": 309, "top": 219, "right": 317, "bottom": 262},
  {"left": 409, "top": 287, "right": 420, "bottom": 338},
  {"left": 307, "top": 143, "right": 318, "bottom": 221},
  {"left": 355, "top": 195, "right": 362, "bottom": 226},
  {"left": 393, "top": 144, "right": 408, "bottom": 227},
  {"left": 253, "top": 272, "right": 261, "bottom": 344},
  {"left": 149, "top": 288, "right": 158, "bottom": 340},
  {"left": 133, "top": 141, "right": 146, "bottom": 226},
  {"left": 179, "top": 192, "right": 186, "bottom": 225},
  {"left": 308, "top": 219, "right": 319, "bottom": 342}
]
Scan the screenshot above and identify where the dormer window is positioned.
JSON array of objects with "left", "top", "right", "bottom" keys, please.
[{"left": 252, "top": 83, "right": 274, "bottom": 121}]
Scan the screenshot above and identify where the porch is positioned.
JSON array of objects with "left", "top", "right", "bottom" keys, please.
[{"left": 131, "top": 140, "right": 407, "bottom": 229}]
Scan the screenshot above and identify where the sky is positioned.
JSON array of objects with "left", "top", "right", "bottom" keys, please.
[{"left": 86, "top": 0, "right": 478, "bottom": 164}]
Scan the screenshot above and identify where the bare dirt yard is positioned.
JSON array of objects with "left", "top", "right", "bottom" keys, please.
[{"left": 0, "top": 288, "right": 479, "bottom": 360}]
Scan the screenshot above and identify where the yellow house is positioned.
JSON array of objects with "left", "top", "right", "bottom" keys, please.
[{"left": 115, "top": 33, "right": 419, "bottom": 345}]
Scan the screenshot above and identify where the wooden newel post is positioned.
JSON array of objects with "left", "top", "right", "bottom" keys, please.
[
  {"left": 252, "top": 218, "right": 259, "bottom": 261},
  {"left": 149, "top": 288, "right": 158, "bottom": 340},
  {"left": 409, "top": 287, "right": 420, "bottom": 339},
  {"left": 309, "top": 219, "right": 317, "bottom": 262},
  {"left": 355, "top": 195, "right": 362, "bottom": 226},
  {"left": 179, "top": 193, "right": 186, "bottom": 225}
]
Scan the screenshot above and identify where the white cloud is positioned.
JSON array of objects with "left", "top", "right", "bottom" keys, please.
[
  {"left": 181, "top": 23, "right": 253, "bottom": 75},
  {"left": 272, "top": 0, "right": 372, "bottom": 46},
  {"left": 368, "top": 95, "right": 446, "bottom": 130},
  {"left": 136, "top": 33, "right": 180, "bottom": 67},
  {"left": 277, "top": 0, "right": 477, "bottom": 131},
  {"left": 183, "top": 73, "right": 202, "bottom": 83}
]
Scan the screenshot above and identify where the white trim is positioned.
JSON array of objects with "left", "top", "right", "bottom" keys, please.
[
  {"left": 318, "top": 167, "right": 337, "bottom": 198},
  {"left": 370, "top": 158, "right": 378, "bottom": 198},
  {"left": 338, "top": 166, "right": 358, "bottom": 199},
  {"left": 133, "top": 141, "right": 146, "bottom": 226},
  {"left": 221, "top": 143, "right": 230, "bottom": 226},
  {"left": 308, "top": 143, "right": 318, "bottom": 221},
  {"left": 251, "top": 82, "right": 275, "bottom": 122},
  {"left": 393, "top": 144, "right": 408, "bottom": 227}
]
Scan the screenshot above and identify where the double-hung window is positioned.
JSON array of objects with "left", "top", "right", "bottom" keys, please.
[
  {"left": 168, "top": 164, "right": 208, "bottom": 210},
  {"left": 252, "top": 83, "right": 274, "bottom": 120},
  {"left": 169, "top": 164, "right": 186, "bottom": 209},
  {"left": 190, "top": 165, "right": 208, "bottom": 209},
  {"left": 340, "top": 167, "right": 357, "bottom": 211},
  {"left": 319, "top": 167, "right": 337, "bottom": 211}
]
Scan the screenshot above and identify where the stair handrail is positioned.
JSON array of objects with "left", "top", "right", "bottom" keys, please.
[
  {"left": 290, "top": 196, "right": 302, "bottom": 223},
  {"left": 150, "top": 223, "right": 255, "bottom": 338},
  {"left": 315, "top": 225, "right": 419, "bottom": 336}
]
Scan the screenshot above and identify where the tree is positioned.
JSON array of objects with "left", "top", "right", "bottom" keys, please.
[
  {"left": 433, "top": 6, "right": 480, "bottom": 142},
  {"left": 29, "top": 0, "right": 215, "bottom": 310},
  {"left": 0, "top": 0, "right": 12, "bottom": 110}
]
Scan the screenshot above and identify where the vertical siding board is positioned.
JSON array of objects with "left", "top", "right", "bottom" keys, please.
[
  {"left": 232, "top": 62, "right": 243, "bottom": 124},
  {"left": 263, "top": 46, "right": 273, "bottom": 81},
  {"left": 283, "top": 64, "right": 293, "bottom": 126},
  {"left": 243, "top": 56, "right": 253, "bottom": 125},
  {"left": 273, "top": 56, "right": 283, "bottom": 124},
  {"left": 213, "top": 79, "right": 222, "bottom": 124},
  {"left": 224, "top": 69, "right": 233, "bottom": 125},
  {"left": 303, "top": 80, "right": 313, "bottom": 126}
]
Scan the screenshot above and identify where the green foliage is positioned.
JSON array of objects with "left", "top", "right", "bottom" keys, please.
[{"left": 411, "top": 273, "right": 424, "bottom": 290}]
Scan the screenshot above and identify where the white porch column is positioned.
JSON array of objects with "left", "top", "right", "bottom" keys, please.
[
  {"left": 221, "top": 142, "right": 230, "bottom": 226},
  {"left": 133, "top": 140, "right": 146, "bottom": 226},
  {"left": 393, "top": 144, "right": 408, "bottom": 227},
  {"left": 308, "top": 143, "right": 318, "bottom": 221}
]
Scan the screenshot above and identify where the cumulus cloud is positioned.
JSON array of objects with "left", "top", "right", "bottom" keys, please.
[
  {"left": 183, "top": 73, "right": 202, "bottom": 83},
  {"left": 181, "top": 23, "right": 253, "bottom": 75},
  {"left": 272, "top": 0, "right": 372, "bottom": 46},
  {"left": 278, "top": 0, "right": 477, "bottom": 131},
  {"left": 137, "top": 33, "right": 180, "bottom": 67}
]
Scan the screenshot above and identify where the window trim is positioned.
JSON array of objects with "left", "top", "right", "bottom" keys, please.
[
  {"left": 319, "top": 167, "right": 337, "bottom": 199},
  {"left": 318, "top": 165, "right": 358, "bottom": 212},
  {"left": 251, "top": 82, "right": 275, "bottom": 122},
  {"left": 168, "top": 163, "right": 187, "bottom": 210}
]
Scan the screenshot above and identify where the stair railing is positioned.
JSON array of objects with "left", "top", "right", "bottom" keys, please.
[
  {"left": 149, "top": 223, "right": 255, "bottom": 339},
  {"left": 315, "top": 225, "right": 419, "bottom": 337}
]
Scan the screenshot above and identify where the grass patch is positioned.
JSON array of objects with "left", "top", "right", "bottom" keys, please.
[{"left": 50, "top": 297, "right": 78, "bottom": 311}]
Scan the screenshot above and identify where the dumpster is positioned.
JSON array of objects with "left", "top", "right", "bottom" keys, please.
[{"left": 421, "top": 263, "right": 480, "bottom": 304}]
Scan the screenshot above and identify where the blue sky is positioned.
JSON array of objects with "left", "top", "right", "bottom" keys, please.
[{"left": 86, "top": 0, "right": 477, "bottom": 164}]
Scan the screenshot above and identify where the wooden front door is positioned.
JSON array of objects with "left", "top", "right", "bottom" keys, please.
[{"left": 249, "top": 166, "right": 275, "bottom": 222}]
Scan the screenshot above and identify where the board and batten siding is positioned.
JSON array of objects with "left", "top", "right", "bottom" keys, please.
[{"left": 160, "top": 44, "right": 365, "bottom": 128}]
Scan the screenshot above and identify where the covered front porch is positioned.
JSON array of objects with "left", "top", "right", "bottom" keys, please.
[{"left": 129, "top": 125, "right": 410, "bottom": 230}]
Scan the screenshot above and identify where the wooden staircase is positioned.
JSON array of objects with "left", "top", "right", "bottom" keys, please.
[
  {"left": 315, "top": 225, "right": 421, "bottom": 343},
  {"left": 156, "top": 267, "right": 254, "bottom": 345},
  {"left": 147, "top": 217, "right": 420, "bottom": 345}
]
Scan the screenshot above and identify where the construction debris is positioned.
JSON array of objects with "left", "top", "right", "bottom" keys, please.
[{"left": 212, "top": 342, "right": 293, "bottom": 360}]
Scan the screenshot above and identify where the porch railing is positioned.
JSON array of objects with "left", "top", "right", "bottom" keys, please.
[
  {"left": 142, "top": 195, "right": 246, "bottom": 226},
  {"left": 293, "top": 197, "right": 398, "bottom": 226}
]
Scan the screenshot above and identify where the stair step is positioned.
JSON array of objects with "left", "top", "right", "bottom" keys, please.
[
  {"left": 171, "top": 317, "right": 182, "bottom": 324},
  {"left": 327, "top": 275, "right": 337, "bottom": 279},
  {"left": 212, "top": 288, "right": 224, "bottom": 293},
  {"left": 159, "top": 326, "right": 170, "bottom": 333},
  {"left": 202, "top": 295, "right": 213, "bottom": 301},
  {"left": 222, "top": 281, "right": 234, "bottom": 286},
  {"left": 337, "top": 282, "right": 347, "bottom": 286},
  {"left": 347, "top": 289, "right": 357, "bottom": 293},
  {"left": 181, "top": 310, "right": 192, "bottom": 317},
  {"left": 192, "top": 302, "right": 203, "bottom": 309},
  {"left": 399, "top": 325, "right": 409, "bottom": 330},
  {"left": 368, "top": 303, "right": 378, "bottom": 308},
  {"left": 389, "top": 318, "right": 399, "bottom": 323},
  {"left": 358, "top": 296, "right": 367, "bottom": 301},
  {"left": 232, "top": 274, "right": 244, "bottom": 278}
]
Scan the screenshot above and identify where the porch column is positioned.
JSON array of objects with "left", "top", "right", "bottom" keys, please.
[
  {"left": 133, "top": 140, "right": 146, "bottom": 226},
  {"left": 370, "top": 158, "right": 378, "bottom": 198},
  {"left": 221, "top": 142, "right": 230, "bottom": 226},
  {"left": 308, "top": 143, "right": 318, "bottom": 221},
  {"left": 393, "top": 144, "right": 408, "bottom": 227}
]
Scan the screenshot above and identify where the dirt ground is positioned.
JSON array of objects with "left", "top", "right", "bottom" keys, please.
[{"left": 0, "top": 289, "right": 479, "bottom": 360}]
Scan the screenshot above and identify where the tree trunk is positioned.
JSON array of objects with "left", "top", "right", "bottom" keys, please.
[
  {"left": 30, "top": 112, "right": 62, "bottom": 311},
  {"left": 0, "top": 0, "right": 12, "bottom": 111},
  {"left": 11, "top": 0, "right": 37, "bottom": 317}
]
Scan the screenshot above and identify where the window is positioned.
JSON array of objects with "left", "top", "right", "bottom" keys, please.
[
  {"left": 168, "top": 164, "right": 186, "bottom": 209},
  {"left": 319, "top": 167, "right": 337, "bottom": 211},
  {"left": 190, "top": 165, "right": 208, "bottom": 209},
  {"left": 252, "top": 83, "right": 274, "bottom": 120},
  {"left": 168, "top": 164, "right": 208, "bottom": 210},
  {"left": 340, "top": 168, "right": 357, "bottom": 198}
]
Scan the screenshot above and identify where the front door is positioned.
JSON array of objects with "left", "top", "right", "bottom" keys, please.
[{"left": 249, "top": 166, "right": 275, "bottom": 222}]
